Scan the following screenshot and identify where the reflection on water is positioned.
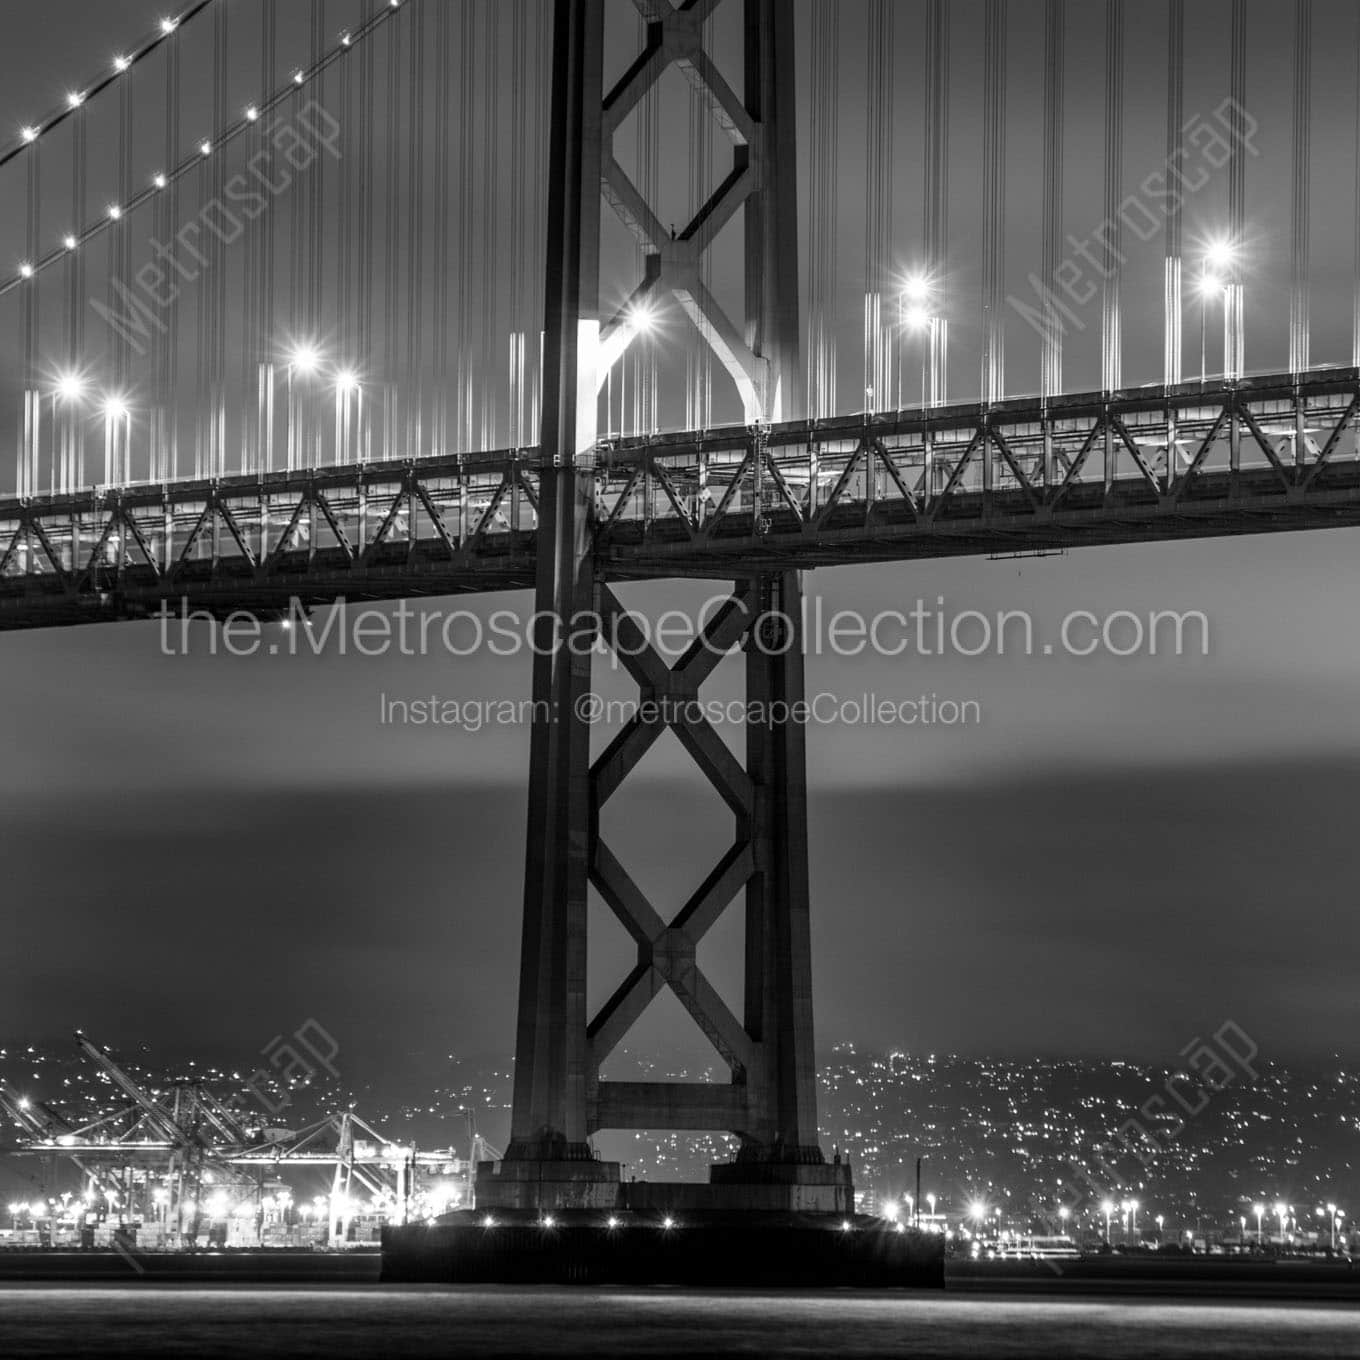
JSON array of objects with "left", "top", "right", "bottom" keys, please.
[{"left": 0, "top": 1285, "right": 1357, "bottom": 1358}]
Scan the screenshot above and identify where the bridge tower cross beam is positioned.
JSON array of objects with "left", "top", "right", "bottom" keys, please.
[{"left": 479, "top": 0, "right": 844, "bottom": 1215}]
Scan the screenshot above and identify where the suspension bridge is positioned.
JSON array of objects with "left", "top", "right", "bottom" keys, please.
[{"left": 2, "top": 0, "right": 1356, "bottom": 1241}]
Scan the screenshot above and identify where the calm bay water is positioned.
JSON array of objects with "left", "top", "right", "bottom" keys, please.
[{"left": 1, "top": 1285, "right": 1357, "bottom": 1358}]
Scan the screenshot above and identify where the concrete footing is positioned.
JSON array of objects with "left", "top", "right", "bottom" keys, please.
[{"left": 383, "top": 1212, "right": 944, "bottom": 1287}]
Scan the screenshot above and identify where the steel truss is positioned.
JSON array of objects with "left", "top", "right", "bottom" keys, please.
[{"left": 3, "top": 368, "right": 1360, "bottom": 630}]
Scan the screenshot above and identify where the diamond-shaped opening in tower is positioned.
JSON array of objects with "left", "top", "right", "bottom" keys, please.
[
  {"left": 596, "top": 727, "right": 732, "bottom": 917},
  {"left": 608, "top": 61, "right": 742, "bottom": 258}
]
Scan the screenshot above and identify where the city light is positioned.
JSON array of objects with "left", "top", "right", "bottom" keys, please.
[
  {"left": 481, "top": 1215, "right": 495, "bottom": 1227},
  {"left": 107, "top": 205, "right": 122, "bottom": 221},
  {"left": 67, "top": 92, "right": 84, "bottom": 109},
  {"left": 245, "top": 106, "right": 259, "bottom": 122},
  {"left": 102, "top": 395, "right": 129, "bottom": 421},
  {"left": 606, "top": 1216, "right": 619, "bottom": 1229},
  {"left": 968, "top": 1200, "right": 987, "bottom": 1223},
  {"left": 18, "top": 263, "right": 33, "bottom": 279},
  {"left": 55, "top": 372, "right": 86, "bottom": 402},
  {"left": 199, "top": 140, "right": 212, "bottom": 157},
  {"left": 160, "top": 17, "right": 178, "bottom": 35},
  {"left": 20, "top": 126, "right": 38, "bottom": 143},
  {"left": 293, "top": 71, "right": 305, "bottom": 86},
  {"left": 62, "top": 234, "right": 77, "bottom": 251},
  {"left": 540, "top": 1214, "right": 555, "bottom": 1228},
  {"left": 335, "top": 368, "right": 360, "bottom": 395},
  {"left": 114, "top": 55, "right": 131, "bottom": 73},
  {"left": 153, "top": 174, "right": 168, "bottom": 190},
  {"left": 661, "top": 1216, "right": 676, "bottom": 1230}
]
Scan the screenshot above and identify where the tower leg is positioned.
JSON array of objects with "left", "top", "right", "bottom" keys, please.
[{"left": 477, "top": 0, "right": 619, "bottom": 1213}]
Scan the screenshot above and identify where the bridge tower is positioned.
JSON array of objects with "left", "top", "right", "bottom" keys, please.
[{"left": 475, "top": 0, "right": 850, "bottom": 1215}]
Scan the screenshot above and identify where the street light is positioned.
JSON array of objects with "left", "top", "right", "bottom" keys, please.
[
  {"left": 1253, "top": 1203, "right": 1265, "bottom": 1246},
  {"left": 1275, "top": 1202, "right": 1289, "bottom": 1244},
  {"left": 1101, "top": 1199, "right": 1115, "bottom": 1244},
  {"left": 896, "top": 273, "right": 937, "bottom": 410},
  {"left": 288, "top": 343, "right": 322, "bottom": 376},
  {"left": 54, "top": 372, "right": 86, "bottom": 405},
  {"left": 1197, "top": 239, "right": 1238, "bottom": 383}
]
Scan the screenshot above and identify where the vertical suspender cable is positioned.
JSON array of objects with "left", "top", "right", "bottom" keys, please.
[
  {"left": 1041, "top": 0, "right": 1064, "bottom": 401},
  {"left": 1226, "top": 0, "right": 1246, "bottom": 378},
  {"left": 405, "top": 0, "right": 426, "bottom": 459},
  {"left": 161, "top": 28, "right": 181, "bottom": 483},
  {"left": 1354, "top": 5, "right": 1360, "bottom": 368},
  {"left": 805, "top": 0, "right": 837, "bottom": 421},
  {"left": 384, "top": 7, "right": 401, "bottom": 456},
  {"left": 213, "top": 1, "right": 229, "bottom": 476},
  {"left": 458, "top": 3, "right": 476, "bottom": 452},
  {"left": 258, "top": 0, "right": 277, "bottom": 473},
  {"left": 1101, "top": 0, "right": 1123, "bottom": 395},
  {"left": 21, "top": 144, "right": 38, "bottom": 497},
  {"left": 1165, "top": 0, "right": 1183, "bottom": 387},
  {"left": 863, "top": 0, "right": 892, "bottom": 412},
  {"left": 480, "top": 5, "right": 499, "bottom": 449},
  {"left": 924, "top": 0, "right": 949, "bottom": 407},
  {"left": 432, "top": 0, "right": 451, "bottom": 457},
  {"left": 980, "top": 0, "right": 1005, "bottom": 405},
  {"left": 71, "top": 106, "right": 87, "bottom": 487},
  {"left": 359, "top": 0, "right": 375, "bottom": 461},
  {"left": 530, "top": 0, "right": 548, "bottom": 444},
  {"left": 1290, "top": 0, "right": 1311, "bottom": 377}
]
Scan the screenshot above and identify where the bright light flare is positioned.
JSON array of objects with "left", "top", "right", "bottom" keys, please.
[
  {"left": 627, "top": 301, "right": 658, "bottom": 335},
  {"left": 199, "top": 140, "right": 212, "bottom": 157},
  {"left": 55, "top": 372, "right": 86, "bottom": 401},
  {"left": 114, "top": 55, "right": 131, "bottom": 73},
  {"left": 968, "top": 1200, "right": 987, "bottom": 1222},
  {"left": 245, "top": 106, "right": 259, "bottom": 122},
  {"left": 107, "top": 204, "right": 122, "bottom": 221},
  {"left": 160, "top": 17, "right": 178, "bottom": 35},
  {"left": 1204, "top": 239, "right": 1237, "bottom": 272},
  {"left": 903, "top": 305, "right": 932, "bottom": 331},
  {"left": 20, "top": 126, "right": 38, "bottom": 143},
  {"left": 18, "top": 262, "right": 33, "bottom": 279},
  {"left": 102, "top": 395, "right": 129, "bottom": 420},
  {"left": 67, "top": 92, "right": 84, "bottom": 109},
  {"left": 289, "top": 343, "right": 323, "bottom": 375},
  {"left": 62, "top": 234, "right": 78, "bottom": 250},
  {"left": 900, "top": 272, "right": 932, "bottom": 303},
  {"left": 153, "top": 173, "right": 168, "bottom": 189},
  {"left": 335, "top": 368, "right": 360, "bottom": 395}
]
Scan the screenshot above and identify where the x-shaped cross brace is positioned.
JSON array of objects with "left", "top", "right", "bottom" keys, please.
[{"left": 587, "top": 581, "right": 761, "bottom": 1086}]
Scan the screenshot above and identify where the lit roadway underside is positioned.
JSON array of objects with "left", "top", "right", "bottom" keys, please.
[{"left": 2, "top": 366, "right": 1359, "bottom": 630}]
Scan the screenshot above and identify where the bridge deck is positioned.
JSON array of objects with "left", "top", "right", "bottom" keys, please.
[{"left": 2, "top": 368, "right": 1358, "bottom": 629}]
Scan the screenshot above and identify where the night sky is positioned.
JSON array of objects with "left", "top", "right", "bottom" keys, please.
[{"left": 4, "top": 0, "right": 1360, "bottom": 1108}]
